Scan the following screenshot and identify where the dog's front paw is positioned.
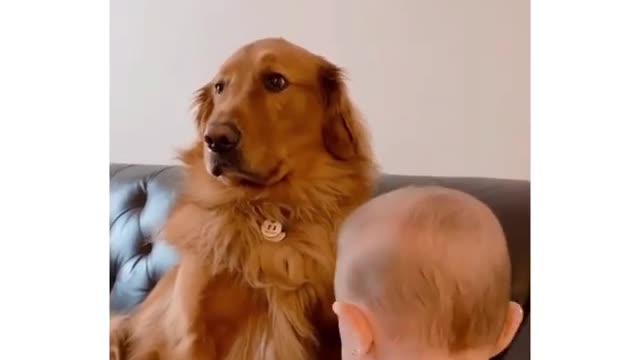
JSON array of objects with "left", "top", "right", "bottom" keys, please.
[{"left": 110, "top": 315, "right": 130, "bottom": 360}]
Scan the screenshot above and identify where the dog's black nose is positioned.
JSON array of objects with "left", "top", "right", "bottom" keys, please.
[{"left": 204, "top": 123, "right": 241, "bottom": 154}]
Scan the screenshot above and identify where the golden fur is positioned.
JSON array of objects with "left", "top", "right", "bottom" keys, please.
[{"left": 110, "top": 38, "right": 377, "bottom": 360}]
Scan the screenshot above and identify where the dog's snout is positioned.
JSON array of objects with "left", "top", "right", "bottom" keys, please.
[{"left": 204, "top": 123, "right": 241, "bottom": 154}]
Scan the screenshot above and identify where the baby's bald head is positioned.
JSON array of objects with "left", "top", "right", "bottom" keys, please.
[{"left": 334, "top": 186, "right": 519, "bottom": 357}]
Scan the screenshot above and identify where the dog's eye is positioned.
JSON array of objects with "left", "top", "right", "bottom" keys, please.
[
  {"left": 214, "top": 81, "right": 225, "bottom": 94},
  {"left": 264, "top": 73, "right": 288, "bottom": 92}
]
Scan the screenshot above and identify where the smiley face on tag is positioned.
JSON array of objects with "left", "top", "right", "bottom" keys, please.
[{"left": 260, "top": 220, "right": 286, "bottom": 242}]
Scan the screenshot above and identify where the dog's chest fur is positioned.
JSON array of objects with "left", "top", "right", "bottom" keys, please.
[{"left": 167, "top": 200, "right": 342, "bottom": 360}]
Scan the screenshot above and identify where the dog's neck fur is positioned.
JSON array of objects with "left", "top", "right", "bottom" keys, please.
[{"left": 165, "top": 145, "right": 376, "bottom": 275}]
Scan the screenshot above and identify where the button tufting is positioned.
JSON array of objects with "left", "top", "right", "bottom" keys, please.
[{"left": 138, "top": 241, "right": 153, "bottom": 256}]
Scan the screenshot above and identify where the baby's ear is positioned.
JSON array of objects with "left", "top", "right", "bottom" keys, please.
[
  {"left": 491, "top": 301, "right": 524, "bottom": 357},
  {"left": 333, "top": 301, "right": 373, "bottom": 356}
]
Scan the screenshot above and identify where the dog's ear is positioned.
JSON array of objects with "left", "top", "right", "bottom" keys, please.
[
  {"left": 192, "top": 83, "right": 214, "bottom": 134},
  {"left": 319, "top": 62, "right": 369, "bottom": 161}
]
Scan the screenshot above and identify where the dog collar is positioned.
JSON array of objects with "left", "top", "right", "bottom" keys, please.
[{"left": 260, "top": 219, "right": 286, "bottom": 242}]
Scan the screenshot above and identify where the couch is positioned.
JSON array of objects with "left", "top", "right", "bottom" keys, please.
[{"left": 110, "top": 163, "right": 530, "bottom": 359}]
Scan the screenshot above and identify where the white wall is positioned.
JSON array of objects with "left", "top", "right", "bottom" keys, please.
[{"left": 111, "top": 0, "right": 529, "bottom": 179}]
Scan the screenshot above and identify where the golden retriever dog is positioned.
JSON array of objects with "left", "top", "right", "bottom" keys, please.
[{"left": 110, "top": 37, "right": 377, "bottom": 360}]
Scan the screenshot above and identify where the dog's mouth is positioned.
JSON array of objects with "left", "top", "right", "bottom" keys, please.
[{"left": 210, "top": 158, "right": 286, "bottom": 187}]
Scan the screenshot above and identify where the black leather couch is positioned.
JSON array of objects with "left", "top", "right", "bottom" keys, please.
[{"left": 110, "top": 163, "right": 530, "bottom": 359}]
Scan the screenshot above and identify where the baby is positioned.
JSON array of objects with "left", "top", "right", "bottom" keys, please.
[{"left": 333, "top": 186, "right": 523, "bottom": 359}]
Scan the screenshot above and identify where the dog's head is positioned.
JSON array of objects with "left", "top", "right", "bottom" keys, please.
[{"left": 188, "top": 38, "right": 371, "bottom": 188}]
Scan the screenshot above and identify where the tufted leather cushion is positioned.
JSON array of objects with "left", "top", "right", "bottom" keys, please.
[
  {"left": 110, "top": 163, "right": 530, "bottom": 359},
  {"left": 109, "top": 164, "right": 183, "bottom": 312}
]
